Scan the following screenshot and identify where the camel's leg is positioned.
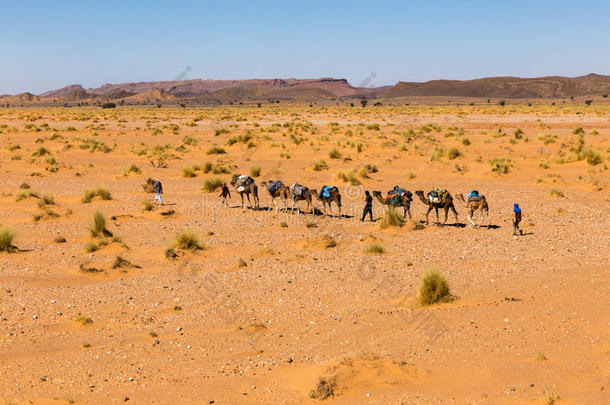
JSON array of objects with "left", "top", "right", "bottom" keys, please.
[
  {"left": 240, "top": 193, "right": 245, "bottom": 209},
  {"left": 407, "top": 205, "right": 412, "bottom": 220},
  {"left": 467, "top": 209, "right": 476, "bottom": 227},
  {"left": 435, "top": 207, "right": 440, "bottom": 225},
  {"left": 425, "top": 206, "right": 432, "bottom": 224},
  {"left": 452, "top": 205, "right": 459, "bottom": 224},
  {"left": 246, "top": 193, "right": 252, "bottom": 209},
  {"left": 442, "top": 207, "right": 449, "bottom": 225}
]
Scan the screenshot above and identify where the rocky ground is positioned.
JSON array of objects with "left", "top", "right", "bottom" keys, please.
[{"left": 0, "top": 105, "right": 608, "bottom": 404}]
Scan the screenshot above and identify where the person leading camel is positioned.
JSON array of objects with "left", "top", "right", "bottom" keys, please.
[
  {"left": 361, "top": 190, "right": 373, "bottom": 222},
  {"left": 513, "top": 203, "right": 523, "bottom": 235},
  {"left": 219, "top": 183, "right": 231, "bottom": 208}
]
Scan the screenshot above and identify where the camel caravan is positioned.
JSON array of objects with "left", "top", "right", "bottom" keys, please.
[{"left": 221, "top": 173, "right": 491, "bottom": 228}]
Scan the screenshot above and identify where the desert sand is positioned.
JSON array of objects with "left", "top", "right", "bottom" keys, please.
[{"left": 0, "top": 104, "right": 608, "bottom": 404}]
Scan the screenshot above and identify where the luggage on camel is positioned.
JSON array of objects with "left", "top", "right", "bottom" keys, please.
[
  {"left": 427, "top": 188, "right": 449, "bottom": 204},
  {"left": 387, "top": 186, "right": 405, "bottom": 205},
  {"left": 291, "top": 183, "right": 306, "bottom": 199},
  {"left": 466, "top": 190, "right": 482, "bottom": 201},
  {"left": 319, "top": 185, "right": 332, "bottom": 199},
  {"left": 267, "top": 180, "right": 284, "bottom": 193},
  {"left": 236, "top": 175, "right": 254, "bottom": 192}
]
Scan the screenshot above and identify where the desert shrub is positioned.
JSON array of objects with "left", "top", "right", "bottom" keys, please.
[
  {"left": 334, "top": 170, "right": 360, "bottom": 185},
  {"left": 498, "top": 100, "right": 506, "bottom": 106},
  {"left": 182, "top": 135, "right": 198, "bottom": 145},
  {"left": 538, "top": 133, "right": 557, "bottom": 145},
  {"left": 41, "top": 194, "right": 55, "bottom": 205},
  {"left": 379, "top": 206, "right": 405, "bottom": 228},
  {"left": 309, "top": 378, "right": 336, "bottom": 400},
  {"left": 313, "top": 159, "right": 328, "bottom": 171},
  {"left": 461, "top": 138, "right": 471, "bottom": 146},
  {"left": 142, "top": 201, "right": 154, "bottom": 211},
  {"left": 489, "top": 157, "right": 512, "bottom": 174},
  {"left": 364, "top": 244, "right": 385, "bottom": 254},
  {"left": 182, "top": 165, "right": 197, "bottom": 178},
  {"left": 580, "top": 148, "right": 602, "bottom": 165},
  {"left": 305, "top": 221, "right": 318, "bottom": 228},
  {"left": 328, "top": 148, "right": 341, "bottom": 159},
  {"left": 90, "top": 211, "right": 107, "bottom": 237},
  {"left": 123, "top": 164, "right": 141, "bottom": 175},
  {"left": 572, "top": 126, "right": 584, "bottom": 135},
  {"left": 170, "top": 230, "right": 203, "bottom": 251},
  {"left": 96, "top": 188, "right": 112, "bottom": 200},
  {"left": 417, "top": 269, "right": 451, "bottom": 305},
  {"left": 32, "top": 146, "right": 50, "bottom": 157},
  {"left": 206, "top": 146, "right": 226, "bottom": 155},
  {"left": 81, "top": 189, "right": 96, "bottom": 203},
  {"left": 250, "top": 166, "right": 261, "bottom": 177},
  {"left": 202, "top": 177, "right": 224, "bottom": 192},
  {"left": 446, "top": 147, "right": 462, "bottom": 160},
  {"left": 101, "top": 102, "right": 116, "bottom": 109},
  {"left": 514, "top": 128, "right": 524, "bottom": 139},
  {"left": 214, "top": 128, "right": 230, "bottom": 136},
  {"left": 0, "top": 227, "right": 16, "bottom": 252},
  {"left": 84, "top": 241, "right": 99, "bottom": 253},
  {"left": 549, "top": 188, "right": 564, "bottom": 198}
]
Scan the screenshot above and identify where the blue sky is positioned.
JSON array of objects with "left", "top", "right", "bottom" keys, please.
[{"left": 1, "top": 0, "right": 609, "bottom": 94}]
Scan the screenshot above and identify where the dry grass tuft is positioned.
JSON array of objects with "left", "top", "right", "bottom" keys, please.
[
  {"left": 379, "top": 206, "right": 405, "bottom": 228},
  {"left": 0, "top": 227, "right": 16, "bottom": 252},
  {"left": 170, "top": 230, "right": 204, "bottom": 251},
  {"left": 417, "top": 269, "right": 451, "bottom": 305}
]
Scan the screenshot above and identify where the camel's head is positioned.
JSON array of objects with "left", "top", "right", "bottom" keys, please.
[
  {"left": 372, "top": 191, "right": 382, "bottom": 197},
  {"left": 414, "top": 190, "right": 425, "bottom": 196},
  {"left": 229, "top": 174, "right": 240, "bottom": 186}
]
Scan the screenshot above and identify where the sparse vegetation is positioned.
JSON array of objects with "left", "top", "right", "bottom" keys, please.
[
  {"left": 364, "top": 243, "right": 385, "bottom": 254},
  {"left": 169, "top": 230, "right": 204, "bottom": 251},
  {"left": 0, "top": 227, "right": 16, "bottom": 252},
  {"left": 90, "top": 211, "right": 108, "bottom": 237},
  {"left": 202, "top": 177, "right": 224, "bottom": 192},
  {"left": 250, "top": 166, "right": 261, "bottom": 177},
  {"left": 417, "top": 269, "right": 451, "bottom": 305},
  {"left": 379, "top": 206, "right": 405, "bottom": 228}
]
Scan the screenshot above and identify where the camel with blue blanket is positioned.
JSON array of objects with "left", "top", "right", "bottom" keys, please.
[
  {"left": 456, "top": 190, "right": 489, "bottom": 228},
  {"left": 310, "top": 186, "right": 342, "bottom": 216}
]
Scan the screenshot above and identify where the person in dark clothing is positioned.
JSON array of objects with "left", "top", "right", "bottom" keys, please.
[
  {"left": 513, "top": 203, "right": 522, "bottom": 235},
  {"left": 219, "top": 183, "right": 231, "bottom": 207},
  {"left": 153, "top": 179, "right": 164, "bottom": 206},
  {"left": 361, "top": 190, "right": 373, "bottom": 222}
]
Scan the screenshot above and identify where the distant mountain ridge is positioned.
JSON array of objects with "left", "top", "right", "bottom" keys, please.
[{"left": 2, "top": 74, "right": 609, "bottom": 106}]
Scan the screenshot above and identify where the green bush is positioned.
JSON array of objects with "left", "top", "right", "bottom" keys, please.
[
  {"left": 206, "top": 146, "right": 226, "bottom": 155},
  {"left": 90, "top": 211, "right": 107, "bottom": 237}
]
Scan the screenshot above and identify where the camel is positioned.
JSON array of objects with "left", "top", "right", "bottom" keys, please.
[
  {"left": 310, "top": 186, "right": 342, "bottom": 216},
  {"left": 289, "top": 183, "right": 313, "bottom": 214},
  {"left": 373, "top": 190, "right": 412, "bottom": 219},
  {"left": 414, "top": 190, "right": 458, "bottom": 226},
  {"left": 260, "top": 180, "right": 289, "bottom": 212},
  {"left": 230, "top": 174, "right": 260, "bottom": 209},
  {"left": 456, "top": 193, "right": 489, "bottom": 228}
]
